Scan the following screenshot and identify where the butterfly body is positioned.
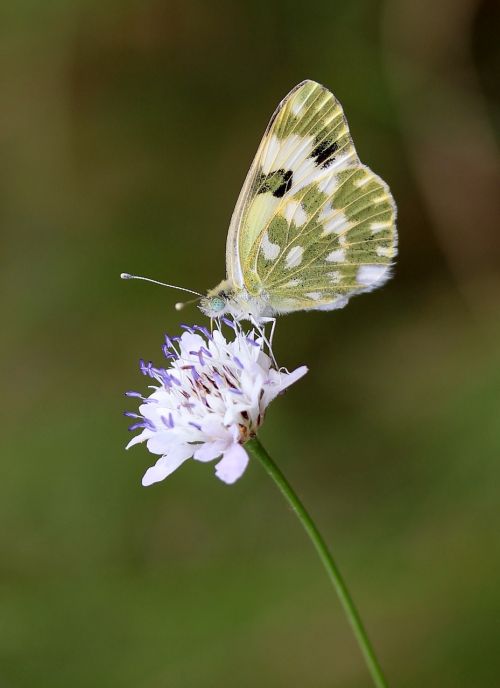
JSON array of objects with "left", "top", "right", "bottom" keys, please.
[
  {"left": 201, "top": 80, "right": 397, "bottom": 323},
  {"left": 200, "top": 280, "right": 273, "bottom": 320}
]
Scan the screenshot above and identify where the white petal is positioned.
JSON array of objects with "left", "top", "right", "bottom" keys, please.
[
  {"left": 194, "top": 441, "right": 224, "bottom": 462},
  {"left": 178, "top": 332, "right": 204, "bottom": 354},
  {"left": 277, "top": 365, "right": 308, "bottom": 392},
  {"left": 146, "top": 432, "right": 176, "bottom": 455},
  {"left": 228, "top": 424, "right": 240, "bottom": 443},
  {"left": 215, "top": 444, "right": 249, "bottom": 484},
  {"left": 125, "top": 430, "right": 151, "bottom": 450},
  {"left": 223, "top": 404, "right": 247, "bottom": 427},
  {"left": 200, "top": 417, "right": 228, "bottom": 439},
  {"left": 141, "top": 445, "right": 193, "bottom": 486},
  {"left": 261, "top": 365, "right": 308, "bottom": 407}
]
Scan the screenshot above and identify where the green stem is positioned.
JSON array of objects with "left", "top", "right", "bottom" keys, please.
[{"left": 245, "top": 436, "right": 389, "bottom": 688}]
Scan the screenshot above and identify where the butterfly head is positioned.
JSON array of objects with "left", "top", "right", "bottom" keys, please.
[{"left": 199, "top": 280, "right": 233, "bottom": 318}]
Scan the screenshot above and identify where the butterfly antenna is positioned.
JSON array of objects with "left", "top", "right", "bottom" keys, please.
[
  {"left": 120, "top": 273, "right": 203, "bottom": 297},
  {"left": 175, "top": 297, "right": 202, "bottom": 311}
]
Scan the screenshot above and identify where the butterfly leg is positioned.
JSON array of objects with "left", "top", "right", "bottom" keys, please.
[
  {"left": 249, "top": 316, "right": 278, "bottom": 367},
  {"left": 256, "top": 316, "right": 277, "bottom": 348},
  {"left": 263, "top": 317, "right": 277, "bottom": 349}
]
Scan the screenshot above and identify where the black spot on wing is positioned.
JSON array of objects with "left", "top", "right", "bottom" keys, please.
[
  {"left": 256, "top": 169, "right": 294, "bottom": 198},
  {"left": 311, "top": 139, "right": 338, "bottom": 167},
  {"left": 274, "top": 169, "right": 293, "bottom": 197}
]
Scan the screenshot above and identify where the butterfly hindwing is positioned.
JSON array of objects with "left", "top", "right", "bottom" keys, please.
[
  {"left": 225, "top": 80, "right": 397, "bottom": 313},
  {"left": 256, "top": 164, "right": 396, "bottom": 312}
]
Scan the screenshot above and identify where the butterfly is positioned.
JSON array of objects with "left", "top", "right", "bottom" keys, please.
[
  {"left": 122, "top": 80, "right": 397, "bottom": 323},
  {"left": 198, "top": 79, "right": 397, "bottom": 323}
]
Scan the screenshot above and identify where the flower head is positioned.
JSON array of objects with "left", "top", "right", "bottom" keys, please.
[{"left": 125, "top": 322, "right": 307, "bottom": 486}]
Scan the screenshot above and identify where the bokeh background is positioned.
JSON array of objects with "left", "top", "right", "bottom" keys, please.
[{"left": 1, "top": 1, "right": 499, "bottom": 686}]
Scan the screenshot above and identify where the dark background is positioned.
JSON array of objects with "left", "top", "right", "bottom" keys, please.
[{"left": 1, "top": 1, "right": 499, "bottom": 686}]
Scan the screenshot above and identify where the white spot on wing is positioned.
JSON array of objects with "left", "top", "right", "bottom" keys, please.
[
  {"left": 357, "top": 264, "right": 389, "bottom": 286},
  {"left": 314, "top": 155, "right": 357, "bottom": 196},
  {"left": 326, "top": 249, "right": 346, "bottom": 263},
  {"left": 319, "top": 203, "right": 333, "bottom": 221},
  {"left": 327, "top": 271, "right": 342, "bottom": 283},
  {"left": 285, "top": 246, "right": 304, "bottom": 269},
  {"left": 283, "top": 200, "right": 307, "bottom": 226},
  {"left": 321, "top": 211, "right": 349, "bottom": 236},
  {"left": 317, "top": 295, "right": 349, "bottom": 311},
  {"left": 283, "top": 278, "right": 301, "bottom": 287},
  {"left": 305, "top": 291, "right": 321, "bottom": 300},
  {"left": 262, "top": 134, "right": 315, "bottom": 175},
  {"left": 376, "top": 246, "right": 394, "bottom": 258},
  {"left": 327, "top": 152, "right": 356, "bottom": 171},
  {"left": 292, "top": 159, "right": 329, "bottom": 193},
  {"left": 317, "top": 174, "right": 338, "bottom": 195},
  {"left": 261, "top": 135, "right": 281, "bottom": 174},
  {"left": 291, "top": 97, "right": 305, "bottom": 116},
  {"left": 261, "top": 232, "right": 280, "bottom": 260},
  {"left": 355, "top": 175, "right": 371, "bottom": 188},
  {"left": 371, "top": 221, "right": 391, "bottom": 233}
]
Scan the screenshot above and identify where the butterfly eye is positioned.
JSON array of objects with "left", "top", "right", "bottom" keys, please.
[{"left": 210, "top": 296, "right": 226, "bottom": 312}]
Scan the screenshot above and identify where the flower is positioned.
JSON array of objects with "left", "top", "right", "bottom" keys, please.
[{"left": 125, "top": 321, "right": 307, "bottom": 486}]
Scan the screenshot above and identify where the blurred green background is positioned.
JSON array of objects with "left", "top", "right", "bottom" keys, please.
[{"left": 1, "top": 1, "right": 499, "bottom": 686}]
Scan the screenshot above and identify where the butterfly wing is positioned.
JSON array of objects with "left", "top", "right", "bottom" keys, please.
[{"left": 225, "top": 80, "right": 397, "bottom": 312}]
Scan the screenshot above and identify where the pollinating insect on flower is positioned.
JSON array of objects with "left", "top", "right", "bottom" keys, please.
[{"left": 125, "top": 320, "right": 307, "bottom": 485}]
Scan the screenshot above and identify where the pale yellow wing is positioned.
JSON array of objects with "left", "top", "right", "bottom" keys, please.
[{"left": 226, "top": 80, "right": 397, "bottom": 312}]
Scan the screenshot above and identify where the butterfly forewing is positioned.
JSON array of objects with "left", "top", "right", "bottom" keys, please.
[
  {"left": 226, "top": 81, "right": 357, "bottom": 285},
  {"left": 226, "top": 80, "right": 397, "bottom": 313}
]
